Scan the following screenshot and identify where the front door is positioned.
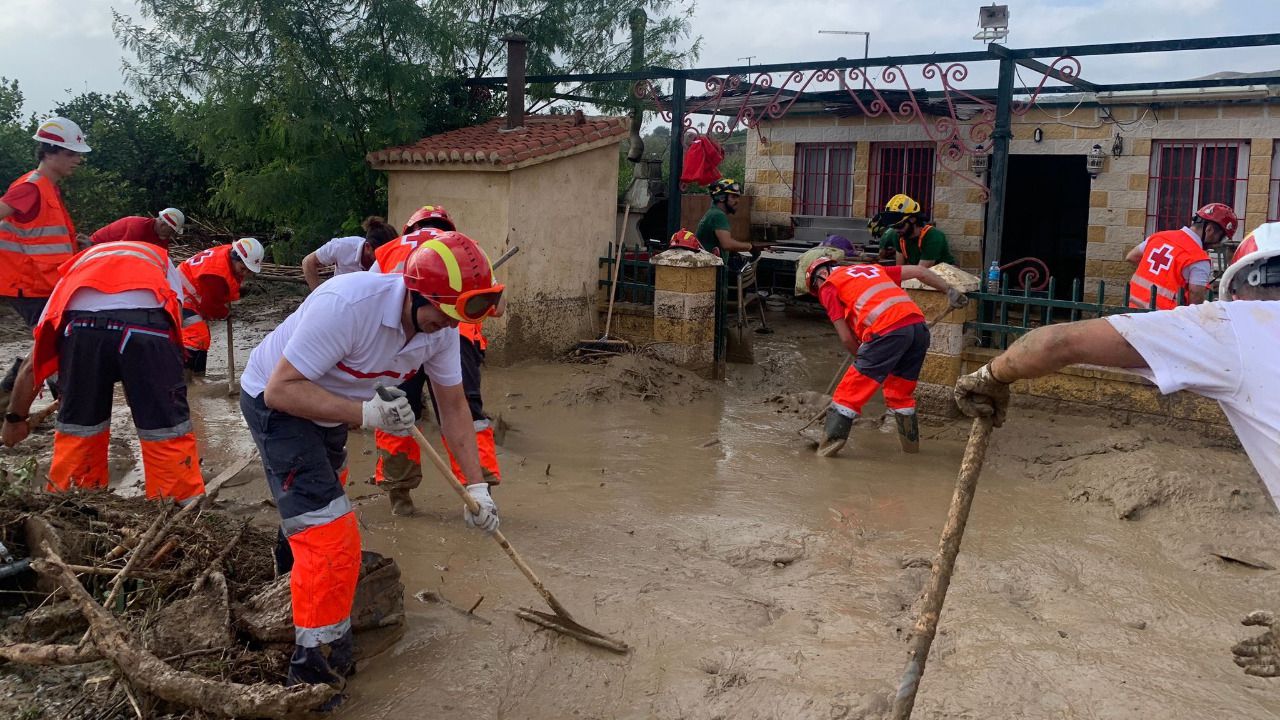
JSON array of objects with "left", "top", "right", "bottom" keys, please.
[{"left": 999, "top": 154, "right": 1091, "bottom": 298}]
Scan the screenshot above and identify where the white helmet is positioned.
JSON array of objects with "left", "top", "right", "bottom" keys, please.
[
  {"left": 158, "top": 208, "right": 185, "bottom": 235},
  {"left": 231, "top": 237, "right": 264, "bottom": 274},
  {"left": 33, "top": 117, "right": 91, "bottom": 153},
  {"left": 1219, "top": 222, "right": 1280, "bottom": 299}
]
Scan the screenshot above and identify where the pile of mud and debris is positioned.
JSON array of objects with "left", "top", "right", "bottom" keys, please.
[
  {"left": 553, "top": 353, "right": 712, "bottom": 406},
  {"left": 0, "top": 483, "right": 404, "bottom": 719}
]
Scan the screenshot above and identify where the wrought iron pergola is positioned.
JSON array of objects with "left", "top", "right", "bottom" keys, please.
[{"left": 470, "top": 33, "right": 1280, "bottom": 269}]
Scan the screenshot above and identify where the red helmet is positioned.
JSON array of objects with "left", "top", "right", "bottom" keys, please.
[
  {"left": 669, "top": 229, "right": 700, "bottom": 251},
  {"left": 1195, "top": 202, "right": 1239, "bottom": 239},
  {"left": 403, "top": 231, "right": 504, "bottom": 322},
  {"left": 403, "top": 204, "right": 456, "bottom": 234},
  {"left": 804, "top": 256, "right": 839, "bottom": 295}
]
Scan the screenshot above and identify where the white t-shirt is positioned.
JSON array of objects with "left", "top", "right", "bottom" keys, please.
[
  {"left": 64, "top": 259, "right": 186, "bottom": 312},
  {"left": 1106, "top": 301, "right": 1280, "bottom": 504},
  {"left": 1133, "top": 227, "right": 1212, "bottom": 287},
  {"left": 240, "top": 272, "right": 462, "bottom": 406},
  {"left": 314, "top": 236, "right": 369, "bottom": 276}
]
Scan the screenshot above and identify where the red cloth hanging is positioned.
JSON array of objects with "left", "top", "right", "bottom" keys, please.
[{"left": 680, "top": 135, "right": 725, "bottom": 188}]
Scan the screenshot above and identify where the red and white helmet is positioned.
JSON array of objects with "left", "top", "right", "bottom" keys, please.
[
  {"left": 669, "top": 229, "right": 701, "bottom": 252},
  {"left": 158, "top": 208, "right": 185, "bottom": 235},
  {"left": 403, "top": 204, "right": 456, "bottom": 234},
  {"left": 1220, "top": 222, "right": 1280, "bottom": 299},
  {"left": 403, "top": 231, "right": 503, "bottom": 322},
  {"left": 804, "top": 256, "right": 839, "bottom": 295},
  {"left": 1195, "top": 202, "right": 1239, "bottom": 239},
  {"left": 33, "top": 117, "right": 91, "bottom": 153},
  {"left": 231, "top": 237, "right": 264, "bottom": 273}
]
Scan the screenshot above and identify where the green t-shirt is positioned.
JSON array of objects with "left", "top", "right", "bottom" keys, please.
[
  {"left": 694, "top": 207, "right": 731, "bottom": 253},
  {"left": 880, "top": 226, "right": 954, "bottom": 266}
]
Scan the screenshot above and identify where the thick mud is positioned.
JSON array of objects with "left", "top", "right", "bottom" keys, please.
[{"left": 1, "top": 288, "right": 1278, "bottom": 719}]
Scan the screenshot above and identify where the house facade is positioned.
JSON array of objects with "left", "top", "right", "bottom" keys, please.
[{"left": 744, "top": 91, "right": 1280, "bottom": 302}]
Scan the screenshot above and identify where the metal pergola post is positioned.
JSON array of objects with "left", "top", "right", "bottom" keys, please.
[
  {"left": 666, "top": 76, "right": 687, "bottom": 238},
  {"left": 983, "top": 56, "right": 1015, "bottom": 272}
]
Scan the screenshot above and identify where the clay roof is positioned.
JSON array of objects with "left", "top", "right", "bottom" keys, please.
[{"left": 367, "top": 114, "right": 629, "bottom": 170}]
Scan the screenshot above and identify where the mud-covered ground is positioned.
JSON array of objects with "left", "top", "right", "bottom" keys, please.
[{"left": 1, "top": 285, "right": 1278, "bottom": 719}]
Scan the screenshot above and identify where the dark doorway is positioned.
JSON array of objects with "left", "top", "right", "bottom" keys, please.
[{"left": 999, "top": 154, "right": 1091, "bottom": 298}]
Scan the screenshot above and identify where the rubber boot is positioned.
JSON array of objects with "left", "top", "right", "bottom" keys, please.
[
  {"left": 816, "top": 410, "right": 854, "bottom": 457},
  {"left": 894, "top": 410, "right": 920, "bottom": 454},
  {"left": 388, "top": 488, "right": 416, "bottom": 517}
]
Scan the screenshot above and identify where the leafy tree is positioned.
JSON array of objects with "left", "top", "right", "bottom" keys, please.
[
  {"left": 115, "top": 0, "right": 698, "bottom": 261},
  {"left": 0, "top": 79, "right": 31, "bottom": 189}
]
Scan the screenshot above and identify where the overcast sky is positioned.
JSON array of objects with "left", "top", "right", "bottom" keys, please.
[{"left": 3, "top": 0, "right": 1278, "bottom": 117}]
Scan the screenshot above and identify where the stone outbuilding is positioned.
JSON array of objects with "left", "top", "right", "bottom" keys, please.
[{"left": 367, "top": 114, "right": 629, "bottom": 362}]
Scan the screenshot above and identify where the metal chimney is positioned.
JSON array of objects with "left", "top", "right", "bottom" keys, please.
[{"left": 503, "top": 33, "right": 528, "bottom": 131}]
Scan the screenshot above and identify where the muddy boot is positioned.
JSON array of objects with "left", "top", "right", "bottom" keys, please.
[
  {"left": 816, "top": 410, "right": 854, "bottom": 457},
  {"left": 894, "top": 410, "right": 920, "bottom": 453},
  {"left": 388, "top": 488, "right": 416, "bottom": 517}
]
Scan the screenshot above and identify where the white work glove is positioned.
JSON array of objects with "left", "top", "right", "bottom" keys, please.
[
  {"left": 946, "top": 287, "right": 970, "bottom": 309},
  {"left": 464, "top": 482, "right": 500, "bottom": 533},
  {"left": 361, "top": 387, "right": 414, "bottom": 435}
]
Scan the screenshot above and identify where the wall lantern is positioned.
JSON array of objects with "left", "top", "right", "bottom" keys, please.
[
  {"left": 1087, "top": 143, "right": 1105, "bottom": 179},
  {"left": 1111, "top": 133, "right": 1124, "bottom": 157},
  {"left": 1032, "top": 127, "right": 1044, "bottom": 143},
  {"left": 970, "top": 144, "right": 989, "bottom": 176}
]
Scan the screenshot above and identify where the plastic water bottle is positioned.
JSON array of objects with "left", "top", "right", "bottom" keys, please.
[{"left": 986, "top": 261, "right": 1000, "bottom": 288}]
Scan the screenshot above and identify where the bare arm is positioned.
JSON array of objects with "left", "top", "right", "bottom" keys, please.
[
  {"left": 430, "top": 380, "right": 486, "bottom": 486},
  {"left": 895, "top": 250, "right": 906, "bottom": 266},
  {"left": 0, "top": 202, "right": 13, "bottom": 221},
  {"left": 0, "top": 355, "right": 38, "bottom": 446},
  {"left": 990, "top": 318, "right": 1148, "bottom": 382},
  {"left": 899, "top": 265, "right": 950, "bottom": 293},
  {"left": 918, "top": 259, "right": 937, "bottom": 269},
  {"left": 714, "top": 228, "right": 753, "bottom": 253},
  {"left": 1187, "top": 285, "right": 1208, "bottom": 304},
  {"left": 263, "top": 356, "right": 362, "bottom": 425},
  {"left": 301, "top": 252, "right": 324, "bottom": 291},
  {"left": 1124, "top": 245, "right": 1144, "bottom": 264},
  {"left": 832, "top": 318, "right": 860, "bottom": 355}
]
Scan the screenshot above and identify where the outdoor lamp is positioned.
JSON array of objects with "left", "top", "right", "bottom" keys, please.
[
  {"left": 970, "top": 144, "right": 988, "bottom": 176},
  {"left": 1087, "top": 144, "right": 1105, "bottom": 178}
]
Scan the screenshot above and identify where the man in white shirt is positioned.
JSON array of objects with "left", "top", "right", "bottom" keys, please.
[
  {"left": 300, "top": 216, "right": 398, "bottom": 290},
  {"left": 239, "top": 231, "right": 504, "bottom": 697},
  {"left": 954, "top": 222, "right": 1280, "bottom": 678}
]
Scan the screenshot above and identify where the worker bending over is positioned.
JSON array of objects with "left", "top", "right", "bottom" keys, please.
[
  {"left": 955, "top": 222, "right": 1280, "bottom": 679},
  {"left": 238, "top": 232, "right": 500, "bottom": 697},
  {"left": 178, "top": 238, "right": 263, "bottom": 374},
  {"left": 91, "top": 208, "right": 186, "bottom": 249},
  {"left": 0, "top": 118, "right": 91, "bottom": 394},
  {"left": 803, "top": 256, "right": 967, "bottom": 456},
  {"left": 1, "top": 241, "right": 205, "bottom": 503},
  {"left": 1125, "top": 202, "right": 1237, "bottom": 308},
  {"left": 301, "top": 216, "right": 398, "bottom": 290}
]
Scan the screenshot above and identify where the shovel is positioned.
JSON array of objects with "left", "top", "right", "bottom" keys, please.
[
  {"left": 381, "top": 389, "right": 628, "bottom": 654},
  {"left": 726, "top": 312, "right": 754, "bottom": 364}
]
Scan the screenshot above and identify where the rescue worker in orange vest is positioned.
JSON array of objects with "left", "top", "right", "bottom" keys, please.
[
  {"left": 238, "top": 232, "right": 500, "bottom": 698},
  {"left": 0, "top": 241, "right": 205, "bottom": 503},
  {"left": 178, "top": 238, "right": 264, "bottom": 374},
  {"left": 370, "top": 204, "right": 504, "bottom": 515},
  {"left": 0, "top": 117, "right": 91, "bottom": 394},
  {"left": 880, "top": 194, "right": 956, "bottom": 268},
  {"left": 1125, "top": 202, "right": 1238, "bottom": 309},
  {"left": 803, "top": 256, "right": 968, "bottom": 456},
  {"left": 90, "top": 208, "right": 186, "bottom": 249}
]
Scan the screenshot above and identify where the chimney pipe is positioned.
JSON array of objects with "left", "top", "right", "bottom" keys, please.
[{"left": 503, "top": 33, "right": 528, "bottom": 131}]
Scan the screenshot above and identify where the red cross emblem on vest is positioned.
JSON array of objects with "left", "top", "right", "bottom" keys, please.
[
  {"left": 1146, "top": 244, "right": 1175, "bottom": 275},
  {"left": 848, "top": 266, "right": 880, "bottom": 278}
]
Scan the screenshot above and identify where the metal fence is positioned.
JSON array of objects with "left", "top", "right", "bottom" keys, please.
[
  {"left": 967, "top": 273, "right": 1183, "bottom": 349},
  {"left": 598, "top": 242, "right": 655, "bottom": 305}
]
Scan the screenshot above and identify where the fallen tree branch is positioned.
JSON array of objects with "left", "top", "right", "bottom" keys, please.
[
  {"left": 33, "top": 535, "right": 336, "bottom": 719},
  {"left": 194, "top": 522, "right": 248, "bottom": 591},
  {"left": 0, "top": 640, "right": 101, "bottom": 665}
]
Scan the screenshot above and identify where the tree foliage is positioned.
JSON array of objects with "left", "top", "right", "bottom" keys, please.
[{"left": 115, "top": 0, "right": 698, "bottom": 261}]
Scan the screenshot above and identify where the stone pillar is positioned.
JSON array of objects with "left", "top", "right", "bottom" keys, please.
[
  {"left": 650, "top": 249, "right": 722, "bottom": 378},
  {"left": 902, "top": 264, "right": 980, "bottom": 415}
]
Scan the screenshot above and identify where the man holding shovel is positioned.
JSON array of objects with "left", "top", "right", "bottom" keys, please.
[
  {"left": 803, "top": 256, "right": 968, "bottom": 456},
  {"left": 953, "top": 221, "right": 1280, "bottom": 678},
  {"left": 237, "top": 231, "right": 501, "bottom": 697}
]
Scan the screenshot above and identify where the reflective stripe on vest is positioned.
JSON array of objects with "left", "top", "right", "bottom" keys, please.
[
  {"left": 1127, "top": 229, "right": 1207, "bottom": 311},
  {"left": 0, "top": 222, "right": 73, "bottom": 241},
  {"left": 826, "top": 265, "right": 920, "bottom": 341},
  {"left": 1128, "top": 276, "right": 1178, "bottom": 309},
  {"left": 69, "top": 244, "right": 168, "bottom": 274}
]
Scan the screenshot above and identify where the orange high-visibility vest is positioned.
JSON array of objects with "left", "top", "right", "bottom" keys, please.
[
  {"left": 0, "top": 170, "right": 78, "bottom": 298},
  {"left": 178, "top": 245, "right": 241, "bottom": 313},
  {"left": 32, "top": 241, "right": 182, "bottom": 385},
  {"left": 898, "top": 224, "right": 934, "bottom": 260},
  {"left": 374, "top": 232, "right": 431, "bottom": 275},
  {"left": 1128, "top": 229, "right": 1209, "bottom": 310},
  {"left": 825, "top": 264, "right": 925, "bottom": 342},
  {"left": 459, "top": 321, "right": 488, "bottom": 350}
]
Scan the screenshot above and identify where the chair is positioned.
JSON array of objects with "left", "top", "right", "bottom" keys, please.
[{"left": 725, "top": 259, "right": 770, "bottom": 333}]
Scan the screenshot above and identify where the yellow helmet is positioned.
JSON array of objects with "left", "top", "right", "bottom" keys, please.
[{"left": 885, "top": 193, "right": 921, "bottom": 216}]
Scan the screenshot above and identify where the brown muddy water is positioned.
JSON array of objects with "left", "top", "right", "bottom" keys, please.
[{"left": 1, "top": 292, "right": 1278, "bottom": 719}]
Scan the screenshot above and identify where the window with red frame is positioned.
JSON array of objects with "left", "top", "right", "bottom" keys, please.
[
  {"left": 793, "top": 143, "right": 855, "bottom": 217},
  {"left": 1146, "top": 140, "right": 1249, "bottom": 234},
  {"left": 1269, "top": 147, "right": 1280, "bottom": 222},
  {"left": 867, "top": 142, "right": 935, "bottom": 217}
]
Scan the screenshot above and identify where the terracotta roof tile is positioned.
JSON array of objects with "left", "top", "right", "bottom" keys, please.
[{"left": 367, "top": 115, "right": 629, "bottom": 168}]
